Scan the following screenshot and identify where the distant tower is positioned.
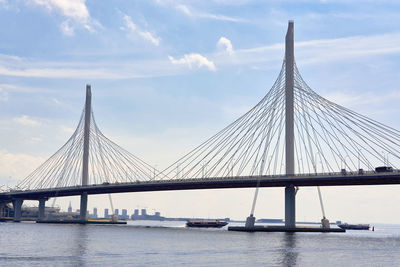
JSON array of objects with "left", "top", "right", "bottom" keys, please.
[
  {"left": 105, "top": 208, "right": 109, "bottom": 218},
  {"left": 122, "top": 209, "right": 128, "bottom": 219},
  {"left": 115, "top": 209, "right": 119, "bottom": 216},
  {"left": 131, "top": 209, "right": 139, "bottom": 220},
  {"left": 93, "top": 207, "right": 98, "bottom": 218},
  {"left": 68, "top": 202, "right": 72, "bottom": 213},
  {"left": 141, "top": 208, "right": 147, "bottom": 216}
]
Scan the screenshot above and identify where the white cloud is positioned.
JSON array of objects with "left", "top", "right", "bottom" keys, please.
[
  {"left": 168, "top": 53, "right": 216, "bottom": 71},
  {"left": 1, "top": 31, "right": 400, "bottom": 79},
  {"left": 221, "top": 104, "right": 251, "bottom": 119},
  {"left": 60, "top": 125, "right": 75, "bottom": 134},
  {"left": 0, "top": 83, "right": 52, "bottom": 94},
  {"left": 0, "top": 0, "right": 9, "bottom": 9},
  {"left": 217, "top": 37, "right": 234, "bottom": 55},
  {"left": 13, "top": 115, "right": 41, "bottom": 126},
  {"left": 295, "top": 33, "right": 400, "bottom": 65},
  {"left": 121, "top": 13, "right": 160, "bottom": 46},
  {"left": 0, "top": 149, "right": 45, "bottom": 186},
  {"left": 30, "top": 137, "right": 43, "bottom": 143},
  {"left": 324, "top": 90, "right": 400, "bottom": 110},
  {"left": 176, "top": 4, "right": 191, "bottom": 16},
  {"left": 175, "top": 4, "right": 246, "bottom": 22},
  {"left": 33, "top": 0, "right": 88, "bottom": 20},
  {"left": 213, "top": 32, "right": 400, "bottom": 68},
  {"left": 31, "top": 0, "right": 100, "bottom": 35},
  {"left": 53, "top": 98, "right": 61, "bottom": 105},
  {"left": 60, "top": 20, "right": 74, "bottom": 36},
  {"left": 0, "top": 0, "right": 19, "bottom": 11},
  {"left": 0, "top": 64, "right": 146, "bottom": 79},
  {"left": 0, "top": 87, "right": 8, "bottom": 102}
]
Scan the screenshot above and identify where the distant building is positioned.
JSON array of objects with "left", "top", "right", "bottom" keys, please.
[
  {"left": 141, "top": 209, "right": 147, "bottom": 216},
  {"left": 68, "top": 202, "right": 72, "bottom": 213},
  {"left": 104, "top": 208, "right": 109, "bottom": 218},
  {"left": 21, "top": 206, "right": 62, "bottom": 219},
  {"left": 93, "top": 208, "right": 98, "bottom": 218},
  {"left": 115, "top": 209, "right": 119, "bottom": 216},
  {"left": 3, "top": 204, "right": 79, "bottom": 220},
  {"left": 121, "top": 209, "right": 128, "bottom": 219},
  {"left": 131, "top": 208, "right": 164, "bottom": 221},
  {"left": 133, "top": 209, "right": 139, "bottom": 216}
]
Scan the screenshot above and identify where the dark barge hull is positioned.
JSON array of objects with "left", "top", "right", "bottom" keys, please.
[
  {"left": 186, "top": 221, "right": 228, "bottom": 228},
  {"left": 228, "top": 226, "right": 345, "bottom": 233},
  {"left": 337, "top": 224, "right": 369, "bottom": 230}
]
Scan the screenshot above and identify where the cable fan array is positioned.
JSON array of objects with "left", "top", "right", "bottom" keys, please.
[
  {"left": 161, "top": 61, "right": 400, "bottom": 179},
  {"left": 17, "top": 109, "right": 165, "bottom": 190},
  {"left": 15, "top": 57, "right": 400, "bottom": 189}
]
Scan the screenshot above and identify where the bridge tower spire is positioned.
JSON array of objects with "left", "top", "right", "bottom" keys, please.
[
  {"left": 285, "top": 20, "right": 296, "bottom": 228},
  {"left": 80, "top": 84, "right": 91, "bottom": 221}
]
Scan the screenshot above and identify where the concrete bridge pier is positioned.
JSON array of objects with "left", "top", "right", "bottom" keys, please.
[
  {"left": 0, "top": 202, "right": 5, "bottom": 217},
  {"left": 80, "top": 192, "right": 88, "bottom": 221},
  {"left": 12, "top": 199, "right": 23, "bottom": 222},
  {"left": 38, "top": 199, "right": 46, "bottom": 220},
  {"left": 285, "top": 184, "right": 296, "bottom": 227}
]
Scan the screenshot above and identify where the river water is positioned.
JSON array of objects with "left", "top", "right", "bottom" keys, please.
[{"left": 1, "top": 221, "right": 400, "bottom": 266}]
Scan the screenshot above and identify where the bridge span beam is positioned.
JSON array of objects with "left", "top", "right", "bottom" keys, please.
[{"left": 12, "top": 199, "right": 23, "bottom": 222}]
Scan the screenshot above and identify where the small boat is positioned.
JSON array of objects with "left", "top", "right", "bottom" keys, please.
[
  {"left": 186, "top": 220, "right": 228, "bottom": 228},
  {"left": 337, "top": 223, "right": 370, "bottom": 230}
]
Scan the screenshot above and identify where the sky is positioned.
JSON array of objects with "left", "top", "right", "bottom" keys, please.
[{"left": 1, "top": 0, "right": 400, "bottom": 223}]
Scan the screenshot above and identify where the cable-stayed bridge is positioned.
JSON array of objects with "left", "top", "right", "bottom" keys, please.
[{"left": 2, "top": 21, "right": 400, "bottom": 226}]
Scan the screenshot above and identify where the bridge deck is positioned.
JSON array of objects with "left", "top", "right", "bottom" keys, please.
[{"left": 1, "top": 172, "right": 400, "bottom": 201}]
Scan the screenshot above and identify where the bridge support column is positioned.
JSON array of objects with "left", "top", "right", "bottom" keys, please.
[
  {"left": 245, "top": 214, "right": 256, "bottom": 228},
  {"left": 285, "top": 185, "right": 296, "bottom": 228},
  {"left": 80, "top": 192, "right": 88, "bottom": 221},
  {"left": 12, "top": 199, "right": 23, "bottom": 222},
  {"left": 79, "top": 85, "right": 91, "bottom": 223},
  {"left": 0, "top": 202, "right": 5, "bottom": 217},
  {"left": 38, "top": 199, "right": 46, "bottom": 220}
]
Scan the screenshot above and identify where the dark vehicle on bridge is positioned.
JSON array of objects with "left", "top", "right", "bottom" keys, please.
[{"left": 375, "top": 166, "right": 393, "bottom": 173}]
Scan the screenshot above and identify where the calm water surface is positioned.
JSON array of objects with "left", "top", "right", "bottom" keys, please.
[{"left": 1, "top": 221, "right": 400, "bottom": 266}]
